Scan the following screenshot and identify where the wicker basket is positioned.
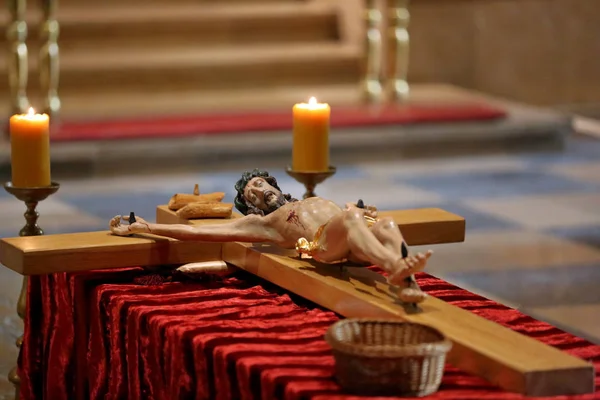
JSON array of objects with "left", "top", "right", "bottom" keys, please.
[{"left": 325, "top": 319, "right": 452, "bottom": 397}]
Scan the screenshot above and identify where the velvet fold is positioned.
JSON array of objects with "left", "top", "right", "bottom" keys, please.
[{"left": 19, "top": 267, "right": 600, "bottom": 400}]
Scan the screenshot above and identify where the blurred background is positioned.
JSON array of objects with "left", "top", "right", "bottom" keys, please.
[{"left": 0, "top": 0, "right": 599, "bottom": 397}]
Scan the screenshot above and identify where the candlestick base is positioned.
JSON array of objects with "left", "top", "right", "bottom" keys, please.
[
  {"left": 285, "top": 166, "right": 336, "bottom": 199},
  {"left": 3, "top": 181, "right": 59, "bottom": 399},
  {"left": 4, "top": 182, "right": 60, "bottom": 236}
]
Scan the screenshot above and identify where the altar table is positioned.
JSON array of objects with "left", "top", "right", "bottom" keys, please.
[{"left": 19, "top": 266, "right": 600, "bottom": 400}]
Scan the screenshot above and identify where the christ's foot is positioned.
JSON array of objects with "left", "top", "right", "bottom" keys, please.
[{"left": 387, "top": 250, "right": 433, "bottom": 286}]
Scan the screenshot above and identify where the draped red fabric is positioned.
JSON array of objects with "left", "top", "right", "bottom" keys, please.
[{"left": 19, "top": 267, "right": 600, "bottom": 400}]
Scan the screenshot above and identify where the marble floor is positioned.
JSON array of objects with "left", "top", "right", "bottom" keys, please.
[{"left": 0, "top": 133, "right": 599, "bottom": 398}]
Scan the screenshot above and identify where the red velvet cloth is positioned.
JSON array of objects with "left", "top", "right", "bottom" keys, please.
[{"left": 19, "top": 268, "right": 600, "bottom": 400}]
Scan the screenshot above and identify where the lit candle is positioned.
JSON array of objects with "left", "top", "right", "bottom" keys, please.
[
  {"left": 292, "top": 97, "right": 330, "bottom": 172},
  {"left": 10, "top": 108, "right": 51, "bottom": 187}
]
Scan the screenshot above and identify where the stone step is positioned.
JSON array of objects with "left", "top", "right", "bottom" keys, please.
[
  {"left": 0, "top": 42, "right": 361, "bottom": 106},
  {"left": 59, "top": 0, "right": 302, "bottom": 4},
  {"left": 9, "top": 83, "right": 360, "bottom": 120},
  {"left": 0, "top": 0, "right": 361, "bottom": 120},
  {"left": 0, "top": 2, "right": 339, "bottom": 49},
  {"left": 0, "top": 0, "right": 299, "bottom": 8}
]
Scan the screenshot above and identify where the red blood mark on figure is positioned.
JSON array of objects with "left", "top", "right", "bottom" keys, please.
[{"left": 286, "top": 209, "right": 305, "bottom": 229}]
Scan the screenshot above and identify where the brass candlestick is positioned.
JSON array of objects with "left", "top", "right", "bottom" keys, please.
[
  {"left": 3, "top": 181, "right": 60, "bottom": 399},
  {"left": 286, "top": 166, "right": 336, "bottom": 199},
  {"left": 363, "top": 0, "right": 383, "bottom": 103},
  {"left": 39, "top": 0, "right": 61, "bottom": 117},
  {"left": 7, "top": 0, "right": 30, "bottom": 115},
  {"left": 386, "top": 0, "right": 411, "bottom": 101}
]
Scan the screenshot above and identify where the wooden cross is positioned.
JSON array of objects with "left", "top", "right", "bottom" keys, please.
[{"left": 0, "top": 206, "right": 594, "bottom": 397}]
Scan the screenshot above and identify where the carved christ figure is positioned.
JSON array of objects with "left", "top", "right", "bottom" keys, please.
[{"left": 110, "top": 169, "right": 432, "bottom": 303}]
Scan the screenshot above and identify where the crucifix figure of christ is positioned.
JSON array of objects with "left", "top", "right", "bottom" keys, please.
[{"left": 110, "top": 169, "right": 433, "bottom": 303}]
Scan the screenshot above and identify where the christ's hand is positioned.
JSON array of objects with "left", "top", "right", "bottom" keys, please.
[
  {"left": 345, "top": 202, "right": 378, "bottom": 219},
  {"left": 364, "top": 205, "right": 378, "bottom": 219},
  {"left": 110, "top": 215, "right": 152, "bottom": 236}
]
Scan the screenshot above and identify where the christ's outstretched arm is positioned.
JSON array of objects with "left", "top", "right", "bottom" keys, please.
[{"left": 109, "top": 214, "right": 283, "bottom": 244}]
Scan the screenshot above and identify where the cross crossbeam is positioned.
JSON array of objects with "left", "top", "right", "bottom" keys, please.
[{"left": 0, "top": 207, "right": 464, "bottom": 276}]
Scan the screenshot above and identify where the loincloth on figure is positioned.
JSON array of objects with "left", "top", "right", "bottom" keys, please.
[{"left": 295, "top": 215, "right": 378, "bottom": 264}]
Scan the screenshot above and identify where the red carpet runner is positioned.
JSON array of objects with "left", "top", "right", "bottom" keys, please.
[
  {"left": 51, "top": 103, "right": 506, "bottom": 142},
  {"left": 20, "top": 267, "right": 599, "bottom": 400}
]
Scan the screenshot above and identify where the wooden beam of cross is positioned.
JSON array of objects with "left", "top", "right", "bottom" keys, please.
[
  {"left": 0, "top": 208, "right": 464, "bottom": 275},
  {"left": 0, "top": 207, "right": 594, "bottom": 397}
]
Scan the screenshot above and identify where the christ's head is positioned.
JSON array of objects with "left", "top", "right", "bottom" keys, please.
[{"left": 234, "top": 169, "right": 297, "bottom": 216}]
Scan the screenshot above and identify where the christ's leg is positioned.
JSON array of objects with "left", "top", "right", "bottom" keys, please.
[
  {"left": 311, "top": 209, "right": 396, "bottom": 266},
  {"left": 312, "top": 209, "right": 427, "bottom": 282},
  {"left": 369, "top": 217, "right": 429, "bottom": 303}
]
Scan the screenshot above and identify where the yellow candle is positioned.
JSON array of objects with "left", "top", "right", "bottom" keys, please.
[
  {"left": 10, "top": 108, "right": 51, "bottom": 187},
  {"left": 292, "top": 97, "right": 330, "bottom": 172}
]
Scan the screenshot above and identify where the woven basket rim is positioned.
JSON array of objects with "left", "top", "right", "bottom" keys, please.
[{"left": 325, "top": 319, "right": 452, "bottom": 357}]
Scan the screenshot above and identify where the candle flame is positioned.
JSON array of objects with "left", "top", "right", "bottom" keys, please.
[
  {"left": 27, "top": 107, "right": 35, "bottom": 116},
  {"left": 308, "top": 97, "right": 317, "bottom": 105}
]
